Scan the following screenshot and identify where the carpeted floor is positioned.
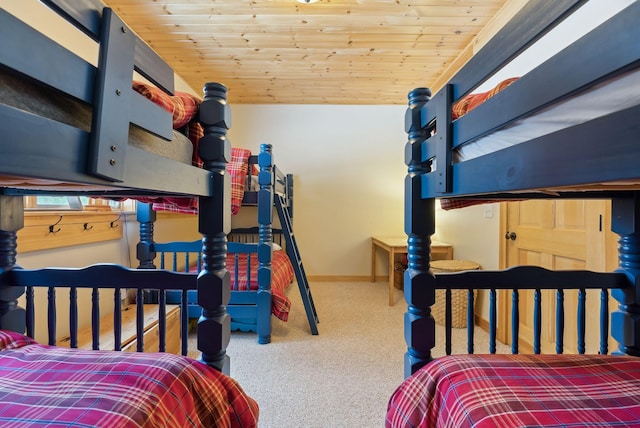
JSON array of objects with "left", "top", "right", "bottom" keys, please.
[{"left": 190, "top": 281, "right": 509, "bottom": 427}]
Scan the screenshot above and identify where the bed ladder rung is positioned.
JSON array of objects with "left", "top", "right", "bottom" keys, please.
[{"left": 275, "top": 194, "right": 319, "bottom": 335}]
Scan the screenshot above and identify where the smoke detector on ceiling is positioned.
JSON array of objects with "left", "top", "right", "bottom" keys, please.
[{"left": 297, "top": 0, "right": 319, "bottom": 3}]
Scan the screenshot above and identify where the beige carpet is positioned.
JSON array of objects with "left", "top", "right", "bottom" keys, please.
[{"left": 191, "top": 281, "right": 509, "bottom": 427}]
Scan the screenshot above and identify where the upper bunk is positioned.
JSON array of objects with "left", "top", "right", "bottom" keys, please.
[
  {"left": 0, "top": 0, "right": 230, "bottom": 199},
  {"left": 405, "top": 0, "right": 640, "bottom": 202}
]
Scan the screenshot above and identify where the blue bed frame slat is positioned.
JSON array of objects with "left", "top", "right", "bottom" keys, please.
[
  {"left": 449, "top": 0, "right": 588, "bottom": 100},
  {"left": 41, "top": 0, "right": 175, "bottom": 94}
]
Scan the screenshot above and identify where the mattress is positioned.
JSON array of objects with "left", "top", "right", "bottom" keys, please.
[{"left": 454, "top": 69, "right": 640, "bottom": 163}]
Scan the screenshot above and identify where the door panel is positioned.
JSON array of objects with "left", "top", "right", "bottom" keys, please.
[{"left": 501, "top": 199, "right": 616, "bottom": 354}]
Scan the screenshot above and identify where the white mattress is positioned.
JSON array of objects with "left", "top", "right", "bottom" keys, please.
[{"left": 454, "top": 69, "right": 640, "bottom": 163}]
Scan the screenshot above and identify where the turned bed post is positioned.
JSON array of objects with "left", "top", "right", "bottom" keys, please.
[
  {"left": 404, "top": 88, "right": 436, "bottom": 377},
  {"left": 611, "top": 192, "right": 640, "bottom": 356},
  {"left": 256, "top": 143, "right": 274, "bottom": 344},
  {"left": 0, "top": 196, "right": 26, "bottom": 334},
  {"left": 197, "top": 82, "right": 232, "bottom": 374}
]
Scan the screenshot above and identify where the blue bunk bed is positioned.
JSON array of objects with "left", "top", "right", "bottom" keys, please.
[
  {"left": 138, "top": 143, "right": 319, "bottom": 344},
  {"left": 0, "top": 1, "right": 259, "bottom": 425},
  {"left": 387, "top": 0, "right": 640, "bottom": 426}
]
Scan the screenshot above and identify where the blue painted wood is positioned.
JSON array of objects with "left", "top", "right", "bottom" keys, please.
[
  {"left": 448, "top": 0, "right": 586, "bottom": 100},
  {"left": 70, "top": 287, "right": 78, "bottom": 349},
  {"left": 180, "top": 289, "right": 189, "bottom": 356},
  {"left": 445, "top": 289, "right": 452, "bottom": 355},
  {"left": 26, "top": 287, "right": 34, "bottom": 340},
  {"left": 511, "top": 291, "right": 519, "bottom": 354},
  {"left": 113, "top": 290, "right": 122, "bottom": 351},
  {"left": 533, "top": 289, "right": 541, "bottom": 354},
  {"left": 556, "top": 290, "right": 564, "bottom": 354},
  {"left": 467, "top": 289, "right": 474, "bottom": 354},
  {"left": 611, "top": 195, "right": 640, "bottom": 357},
  {"left": 404, "top": 86, "right": 436, "bottom": 377},
  {"left": 600, "top": 289, "right": 609, "bottom": 355},
  {"left": 89, "top": 8, "right": 133, "bottom": 182},
  {"left": 47, "top": 288, "right": 56, "bottom": 346},
  {"left": 275, "top": 194, "right": 319, "bottom": 335},
  {"left": 91, "top": 289, "right": 100, "bottom": 350},
  {"left": 0, "top": 196, "right": 25, "bottom": 335},
  {"left": 135, "top": 290, "right": 144, "bottom": 352},
  {"left": 196, "top": 82, "right": 231, "bottom": 372},
  {"left": 489, "top": 290, "right": 496, "bottom": 354},
  {"left": 158, "top": 291, "right": 167, "bottom": 353},
  {"left": 577, "top": 289, "right": 586, "bottom": 354}
]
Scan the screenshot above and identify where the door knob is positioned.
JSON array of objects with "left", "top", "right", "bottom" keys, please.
[{"left": 505, "top": 232, "right": 517, "bottom": 241}]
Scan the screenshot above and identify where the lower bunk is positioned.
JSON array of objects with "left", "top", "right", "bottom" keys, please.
[
  {"left": 152, "top": 227, "right": 295, "bottom": 345},
  {"left": 0, "top": 259, "right": 259, "bottom": 427},
  {"left": 0, "top": 330, "right": 258, "bottom": 427},
  {"left": 386, "top": 264, "right": 636, "bottom": 427}
]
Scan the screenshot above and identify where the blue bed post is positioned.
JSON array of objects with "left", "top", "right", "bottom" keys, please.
[
  {"left": 404, "top": 88, "right": 436, "bottom": 377},
  {"left": 256, "top": 143, "right": 274, "bottom": 344},
  {"left": 196, "top": 82, "right": 232, "bottom": 373},
  {"left": 610, "top": 193, "right": 640, "bottom": 356},
  {"left": 0, "top": 196, "right": 26, "bottom": 334},
  {"left": 136, "top": 202, "right": 158, "bottom": 303}
]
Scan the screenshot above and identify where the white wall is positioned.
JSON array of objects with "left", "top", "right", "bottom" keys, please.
[{"left": 228, "top": 105, "right": 501, "bottom": 277}]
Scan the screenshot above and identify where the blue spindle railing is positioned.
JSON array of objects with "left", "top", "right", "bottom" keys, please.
[
  {"left": 91, "top": 288, "right": 100, "bottom": 350},
  {"left": 467, "top": 289, "right": 475, "bottom": 354},
  {"left": 489, "top": 289, "right": 497, "bottom": 354},
  {"left": 135, "top": 291, "right": 144, "bottom": 352},
  {"left": 577, "top": 289, "right": 586, "bottom": 354},
  {"left": 25, "top": 286, "right": 34, "bottom": 339},
  {"left": 47, "top": 287, "right": 56, "bottom": 345},
  {"left": 113, "top": 289, "right": 122, "bottom": 351},
  {"left": 511, "top": 290, "right": 519, "bottom": 354},
  {"left": 533, "top": 289, "right": 541, "bottom": 354},
  {"left": 69, "top": 287, "right": 78, "bottom": 348},
  {"left": 600, "top": 289, "right": 609, "bottom": 355},
  {"left": 445, "top": 289, "right": 452, "bottom": 355},
  {"left": 556, "top": 289, "right": 564, "bottom": 354},
  {"left": 158, "top": 290, "right": 166, "bottom": 352},
  {"left": 181, "top": 288, "right": 189, "bottom": 356}
]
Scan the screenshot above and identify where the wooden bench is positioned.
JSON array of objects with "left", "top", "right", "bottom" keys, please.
[{"left": 57, "top": 304, "right": 181, "bottom": 354}]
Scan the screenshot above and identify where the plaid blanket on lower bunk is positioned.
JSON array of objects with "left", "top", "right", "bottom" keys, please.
[
  {"left": 0, "top": 330, "right": 258, "bottom": 427},
  {"left": 228, "top": 250, "right": 295, "bottom": 321},
  {"left": 386, "top": 353, "right": 640, "bottom": 428}
]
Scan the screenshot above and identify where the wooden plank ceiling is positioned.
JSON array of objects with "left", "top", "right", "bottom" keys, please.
[{"left": 103, "top": 0, "right": 511, "bottom": 105}]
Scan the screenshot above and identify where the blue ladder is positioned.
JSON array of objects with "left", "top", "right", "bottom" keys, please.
[{"left": 275, "top": 194, "right": 319, "bottom": 335}]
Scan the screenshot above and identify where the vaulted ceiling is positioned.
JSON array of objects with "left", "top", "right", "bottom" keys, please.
[{"left": 103, "top": 0, "right": 512, "bottom": 105}]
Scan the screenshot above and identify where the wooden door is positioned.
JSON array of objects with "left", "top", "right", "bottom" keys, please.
[{"left": 499, "top": 199, "right": 617, "bottom": 354}]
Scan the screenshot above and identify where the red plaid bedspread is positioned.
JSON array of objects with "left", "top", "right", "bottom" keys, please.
[
  {"left": 386, "top": 353, "right": 640, "bottom": 428},
  {"left": 0, "top": 330, "right": 258, "bottom": 427},
  {"left": 228, "top": 250, "right": 295, "bottom": 321}
]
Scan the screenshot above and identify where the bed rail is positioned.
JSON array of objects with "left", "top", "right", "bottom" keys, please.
[{"left": 0, "top": 2, "right": 221, "bottom": 194}]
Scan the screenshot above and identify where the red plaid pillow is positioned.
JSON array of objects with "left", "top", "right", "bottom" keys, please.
[{"left": 452, "top": 77, "right": 519, "bottom": 120}]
